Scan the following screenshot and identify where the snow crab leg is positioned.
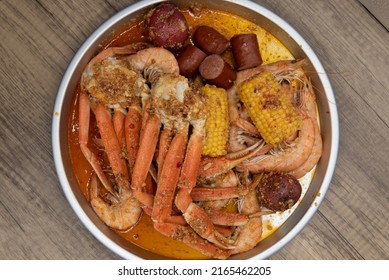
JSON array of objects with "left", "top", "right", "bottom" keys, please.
[
  {"left": 79, "top": 44, "right": 148, "bottom": 230},
  {"left": 173, "top": 121, "right": 237, "bottom": 249},
  {"left": 128, "top": 47, "right": 180, "bottom": 214},
  {"left": 125, "top": 48, "right": 233, "bottom": 257}
]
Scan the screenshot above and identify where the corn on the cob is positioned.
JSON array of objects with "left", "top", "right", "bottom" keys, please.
[
  {"left": 201, "top": 85, "right": 229, "bottom": 157},
  {"left": 238, "top": 71, "right": 301, "bottom": 145}
]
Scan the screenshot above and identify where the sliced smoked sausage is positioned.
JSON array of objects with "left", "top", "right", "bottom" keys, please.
[
  {"left": 193, "top": 26, "right": 230, "bottom": 55},
  {"left": 199, "top": 54, "right": 236, "bottom": 89},
  {"left": 177, "top": 45, "right": 207, "bottom": 77},
  {"left": 230, "top": 33, "right": 262, "bottom": 70}
]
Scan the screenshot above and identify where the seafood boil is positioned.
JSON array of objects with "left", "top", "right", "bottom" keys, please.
[{"left": 68, "top": 3, "right": 322, "bottom": 259}]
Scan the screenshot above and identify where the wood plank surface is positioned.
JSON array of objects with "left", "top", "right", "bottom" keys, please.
[{"left": 0, "top": 0, "right": 388, "bottom": 260}]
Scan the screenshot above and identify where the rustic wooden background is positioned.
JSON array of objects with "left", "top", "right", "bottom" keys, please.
[{"left": 0, "top": 0, "right": 388, "bottom": 259}]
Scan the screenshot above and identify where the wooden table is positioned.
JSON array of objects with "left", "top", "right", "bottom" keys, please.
[{"left": 1, "top": 0, "right": 388, "bottom": 260}]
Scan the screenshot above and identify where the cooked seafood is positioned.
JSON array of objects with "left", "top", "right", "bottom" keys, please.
[
  {"left": 237, "top": 72, "right": 319, "bottom": 175},
  {"left": 126, "top": 47, "right": 180, "bottom": 215},
  {"left": 289, "top": 77, "right": 323, "bottom": 178},
  {"left": 69, "top": 3, "right": 323, "bottom": 259},
  {"left": 89, "top": 173, "right": 141, "bottom": 230},
  {"left": 79, "top": 44, "right": 144, "bottom": 230}
]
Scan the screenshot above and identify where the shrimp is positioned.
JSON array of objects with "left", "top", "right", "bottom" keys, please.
[
  {"left": 236, "top": 58, "right": 307, "bottom": 84},
  {"left": 228, "top": 125, "right": 262, "bottom": 153},
  {"left": 89, "top": 174, "right": 142, "bottom": 231},
  {"left": 126, "top": 47, "right": 179, "bottom": 85},
  {"left": 231, "top": 189, "right": 263, "bottom": 254},
  {"left": 237, "top": 72, "right": 321, "bottom": 175},
  {"left": 233, "top": 59, "right": 318, "bottom": 174},
  {"left": 200, "top": 171, "right": 239, "bottom": 217},
  {"left": 228, "top": 126, "right": 248, "bottom": 152},
  {"left": 239, "top": 110, "right": 315, "bottom": 173},
  {"left": 191, "top": 174, "right": 271, "bottom": 253},
  {"left": 194, "top": 171, "right": 240, "bottom": 239},
  {"left": 199, "top": 170, "right": 239, "bottom": 188},
  {"left": 289, "top": 78, "right": 323, "bottom": 178}
]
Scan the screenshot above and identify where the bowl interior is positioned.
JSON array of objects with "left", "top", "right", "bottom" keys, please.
[{"left": 53, "top": 0, "right": 338, "bottom": 259}]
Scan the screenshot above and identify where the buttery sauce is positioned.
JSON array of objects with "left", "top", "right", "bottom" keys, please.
[{"left": 68, "top": 7, "right": 312, "bottom": 259}]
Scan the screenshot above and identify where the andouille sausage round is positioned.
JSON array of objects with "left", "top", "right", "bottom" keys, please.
[
  {"left": 199, "top": 54, "right": 236, "bottom": 89},
  {"left": 193, "top": 26, "right": 230, "bottom": 55},
  {"left": 177, "top": 45, "right": 207, "bottom": 77},
  {"left": 230, "top": 33, "right": 263, "bottom": 70}
]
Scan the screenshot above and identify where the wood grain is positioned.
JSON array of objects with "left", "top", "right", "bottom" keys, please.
[{"left": 0, "top": 0, "right": 387, "bottom": 260}]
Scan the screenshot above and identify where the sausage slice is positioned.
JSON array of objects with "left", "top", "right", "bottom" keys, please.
[
  {"left": 193, "top": 26, "right": 230, "bottom": 55},
  {"left": 199, "top": 54, "right": 236, "bottom": 89},
  {"left": 231, "top": 33, "right": 262, "bottom": 70},
  {"left": 177, "top": 45, "right": 207, "bottom": 77}
]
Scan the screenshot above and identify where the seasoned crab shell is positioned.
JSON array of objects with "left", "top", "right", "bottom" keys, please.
[
  {"left": 82, "top": 57, "right": 149, "bottom": 106},
  {"left": 151, "top": 74, "right": 205, "bottom": 130}
]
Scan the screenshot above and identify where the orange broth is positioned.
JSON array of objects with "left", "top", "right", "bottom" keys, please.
[{"left": 68, "top": 7, "right": 296, "bottom": 259}]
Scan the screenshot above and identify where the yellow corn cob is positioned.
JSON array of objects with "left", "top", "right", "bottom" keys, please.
[
  {"left": 238, "top": 71, "right": 301, "bottom": 145},
  {"left": 201, "top": 85, "right": 229, "bottom": 157}
]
